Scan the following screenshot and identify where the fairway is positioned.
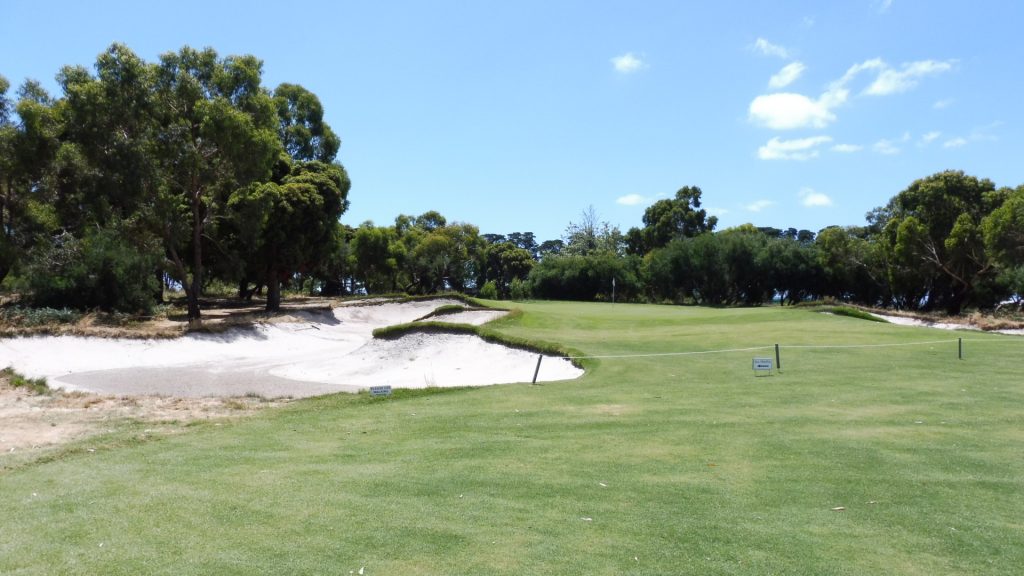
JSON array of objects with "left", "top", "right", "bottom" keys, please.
[{"left": 2, "top": 301, "right": 1022, "bottom": 575}]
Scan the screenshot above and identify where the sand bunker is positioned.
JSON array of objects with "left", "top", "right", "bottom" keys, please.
[
  {"left": 0, "top": 300, "right": 582, "bottom": 398},
  {"left": 871, "top": 313, "right": 1024, "bottom": 335}
]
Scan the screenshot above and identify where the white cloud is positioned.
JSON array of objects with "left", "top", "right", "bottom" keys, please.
[
  {"left": 865, "top": 60, "right": 955, "bottom": 96},
  {"left": 919, "top": 131, "right": 941, "bottom": 145},
  {"left": 970, "top": 121, "right": 1001, "bottom": 142},
  {"left": 944, "top": 137, "right": 967, "bottom": 148},
  {"left": 768, "top": 62, "right": 806, "bottom": 89},
  {"left": 874, "top": 139, "right": 901, "bottom": 155},
  {"left": 831, "top": 58, "right": 887, "bottom": 92},
  {"left": 753, "top": 38, "right": 789, "bottom": 59},
  {"left": 801, "top": 16, "right": 815, "bottom": 28},
  {"left": 877, "top": 0, "right": 894, "bottom": 14},
  {"left": 832, "top": 143, "right": 863, "bottom": 153},
  {"left": 758, "top": 136, "right": 832, "bottom": 160},
  {"left": 745, "top": 200, "right": 775, "bottom": 212},
  {"left": 748, "top": 59, "right": 880, "bottom": 131},
  {"left": 748, "top": 57, "right": 952, "bottom": 133},
  {"left": 748, "top": 93, "right": 839, "bottom": 130},
  {"left": 707, "top": 207, "right": 729, "bottom": 217},
  {"left": 611, "top": 53, "right": 647, "bottom": 73},
  {"left": 933, "top": 98, "right": 954, "bottom": 109},
  {"left": 616, "top": 193, "right": 649, "bottom": 206},
  {"left": 800, "top": 187, "right": 833, "bottom": 207}
]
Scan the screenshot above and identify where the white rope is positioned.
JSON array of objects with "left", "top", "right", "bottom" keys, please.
[
  {"left": 783, "top": 339, "right": 958, "bottom": 349},
  {"left": 560, "top": 338, "right": 995, "bottom": 360}
]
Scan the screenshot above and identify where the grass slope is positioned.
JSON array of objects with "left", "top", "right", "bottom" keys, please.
[{"left": 2, "top": 301, "right": 1022, "bottom": 575}]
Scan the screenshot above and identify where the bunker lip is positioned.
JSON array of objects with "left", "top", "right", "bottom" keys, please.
[{"left": 0, "top": 299, "right": 584, "bottom": 399}]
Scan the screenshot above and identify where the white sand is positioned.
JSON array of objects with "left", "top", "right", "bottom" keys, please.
[
  {"left": 0, "top": 300, "right": 582, "bottom": 398},
  {"left": 421, "top": 309, "right": 508, "bottom": 325},
  {"left": 871, "top": 313, "right": 1024, "bottom": 335}
]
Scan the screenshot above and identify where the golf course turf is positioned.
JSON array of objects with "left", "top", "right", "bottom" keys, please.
[{"left": 1, "top": 300, "right": 1022, "bottom": 575}]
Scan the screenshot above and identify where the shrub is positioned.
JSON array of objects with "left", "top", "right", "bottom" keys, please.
[
  {"left": 0, "top": 306, "right": 82, "bottom": 326},
  {"left": 478, "top": 280, "right": 498, "bottom": 300},
  {"left": 509, "top": 277, "right": 530, "bottom": 301},
  {"left": 528, "top": 253, "right": 641, "bottom": 301},
  {"left": 26, "top": 226, "right": 162, "bottom": 314}
]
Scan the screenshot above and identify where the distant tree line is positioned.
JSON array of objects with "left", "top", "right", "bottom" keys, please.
[
  {"left": 527, "top": 173, "right": 1024, "bottom": 314},
  {"left": 3, "top": 46, "right": 1022, "bottom": 317},
  {"left": 341, "top": 169, "right": 1024, "bottom": 315}
]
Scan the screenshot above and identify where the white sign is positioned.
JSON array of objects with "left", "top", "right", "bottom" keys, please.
[
  {"left": 369, "top": 385, "right": 392, "bottom": 397},
  {"left": 752, "top": 358, "right": 773, "bottom": 372}
]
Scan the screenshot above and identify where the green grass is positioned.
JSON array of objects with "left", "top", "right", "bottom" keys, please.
[
  {"left": 1, "top": 366, "right": 50, "bottom": 394},
  {"left": 823, "top": 305, "right": 890, "bottom": 323},
  {"left": 2, "top": 301, "right": 1022, "bottom": 575}
]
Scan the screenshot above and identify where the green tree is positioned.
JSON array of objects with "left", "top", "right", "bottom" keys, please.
[
  {"left": 876, "top": 171, "right": 1001, "bottom": 312},
  {"left": 152, "top": 46, "right": 282, "bottom": 324},
  {"left": 314, "top": 222, "right": 356, "bottom": 296},
  {"left": 815, "top": 226, "right": 888, "bottom": 305},
  {"left": 273, "top": 83, "right": 340, "bottom": 162},
  {"left": 55, "top": 44, "right": 160, "bottom": 230},
  {"left": 480, "top": 242, "right": 534, "bottom": 298},
  {"left": 982, "top": 185, "right": 1024, "bottom": 303},
  {"left": 562, "top": 206, "right": 625, "bottom": 257},
  {"left": 406, "top": 222, "right": 481, "bottom": 294},
  {"left": 351, "top": 223, "right": 401, "bottom": 293},
  {"left": 0, "top": 79, "right": 62, "bottom": 284},
  {"left": 529, "top": 252, "right": 641, "bottom": 302},
  {"left": 228, "top": 161, "right": 350, "bottom": 310},
  {"left": 759, "top": 236, "right": 820, "bottom": 305},
  {"left": 626, "top": 186, "right": 718, "bottom": 255}
]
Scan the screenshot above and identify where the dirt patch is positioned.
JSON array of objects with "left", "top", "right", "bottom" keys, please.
[{"left": 0, "top": 374, "right": 284, "bottom": 460}]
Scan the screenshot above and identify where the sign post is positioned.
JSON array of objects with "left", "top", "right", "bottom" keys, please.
[{"left": 369, "top": 385, "right": 392, "bottom": 397}]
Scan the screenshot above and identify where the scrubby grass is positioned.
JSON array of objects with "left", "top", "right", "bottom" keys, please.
[
  {"left": 1, "top": 301, "right": 1022, "bottom": 575},
  {"left": 0, "top": 305, "right": 82, "bottom": 326},
  {"left": 1, "top": 367, "right": 50, "bottom": 394},
  {"left": 823, "top": 305, "right": 889, "bottom": 323}
]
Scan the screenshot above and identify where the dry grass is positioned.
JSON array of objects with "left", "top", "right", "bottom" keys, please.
[
  {"left": 0, "top": 296, "right": 345, "bottom": 339},
  {"left": 0, "top": 371, "right": 285, "bottom": 469}
]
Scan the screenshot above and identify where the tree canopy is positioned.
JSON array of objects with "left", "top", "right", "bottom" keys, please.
[
  {"left": 1, "top": 46, "right": 1021, "bottom": 317},
  {"left": 0, "top": 43, "right": 349, "bottom": 317}
]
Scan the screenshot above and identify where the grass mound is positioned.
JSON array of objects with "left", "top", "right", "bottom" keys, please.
[{"left": 822, "top": 305, "right": 889, "bottom": 322}]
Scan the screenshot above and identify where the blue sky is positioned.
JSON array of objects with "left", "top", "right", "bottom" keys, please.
[{"left": 2, "top": 1, "right": 1020, "bottom": 242}]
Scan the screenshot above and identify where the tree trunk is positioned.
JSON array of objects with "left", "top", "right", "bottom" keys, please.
[
  {"left": 189, "top": 191, "right": 204, "bottom": 325},
  {"left": 153, "top": 268, "right": 164, "bottom": 305},
  {"left": 238, "top": 278, "right": 254, "bottom": 301},
  {"left": 167, "top": 244, "right": 200, "bottom": 328},
  {"left": 266, "top": 266, "right": 281, "bottom": 312}
]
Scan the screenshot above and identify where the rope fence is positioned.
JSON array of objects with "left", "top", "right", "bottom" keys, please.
[
  {"left": 559, "top": 336, "right": 1023, "bottom": 360},
  {"left": 532, "top": 334, "right": 1023, "bottom": 382}
]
